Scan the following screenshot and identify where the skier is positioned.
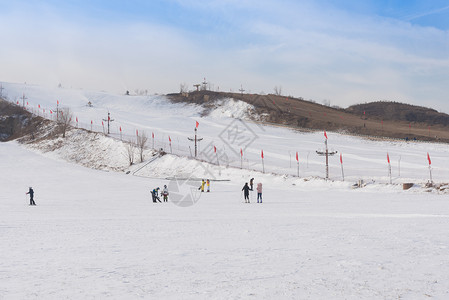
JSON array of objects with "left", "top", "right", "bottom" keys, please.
[
  {"left": 249, "top": 178, "right": 254, "bottom": 191},
  {"left": 161, "top": 185, "right": 169, "bottom": 202},
  {"left": 152, "top": 187, "right": 161, "bottom": 203},
  {"left": 256, "top": 182, "right": 263, "bottom": 203},
  {"left": 242, "top": 182, "right": 250, "bottom": 203},
  {"left": 206, "top": 179, "right": 210, "bottom": 192},
  {"left": 199, "top": 179, "right": 205, "bottom": 192},
  {"left": 26, "top": 187, "right": 36, "bottom": 206}
]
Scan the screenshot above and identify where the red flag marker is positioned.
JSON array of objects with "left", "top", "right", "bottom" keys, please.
[
  {"left": 261, "top": 150, "right": 264, "bottom": 159},
  {"left": 427, "top": 152, "right": 431, "bottom": 165},
  {"left": 214, "top": 145, "right": 217, "bottom": 153},
  {"left": 324, "top": 130, "right": 328, "bottom": 139},
  {"left": 387, "top": 153, "right": 390, "bottom": 164},
  {"left": 136, "top": 129, "right": 138, "bottom": 136},
  {"left": 340, "top": 153, "right": 343, "bottom": 164},
  {"left": 152, "top": 132, "right": 154, "bottom": 138},
  {"left": 120, "top": 126, "right": 122, "bottom": 132},
  {"left": 296, "top": 151, "right": 298, "bottom": 162},
  {"left": 240, "top": 149, "right": 243, "bottom": 157},
  {"left": 169, "top": 136, "right": 171, "bottom": 142},
  {"left": 196, "top": 121, "right": 199, "bottom": 128}
]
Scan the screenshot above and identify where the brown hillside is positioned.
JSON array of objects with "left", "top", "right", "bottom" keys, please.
[
  {"left": 347, "top": 101, "right": 449, "bottom": 126},
  {"left": 167, "top": 91, "right": 449, "bottom": 143}
]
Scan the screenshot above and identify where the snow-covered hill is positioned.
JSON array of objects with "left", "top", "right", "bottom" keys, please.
[
  {"left": 2, "top": 82, "right": 449, "bottom": 299},
  {"left": 2, "top": 81, "right": 448, "bottom": 187}
]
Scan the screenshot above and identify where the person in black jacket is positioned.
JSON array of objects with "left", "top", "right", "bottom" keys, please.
[
  {"left": 242, "top": 183, "right": 250, "bottom": 203},
  {"left": 26, "top": 187, "right": 36, "bottom": 205}
]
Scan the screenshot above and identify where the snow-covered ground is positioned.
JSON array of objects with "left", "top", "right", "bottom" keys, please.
[
  {"left": 2, "top": 82, "right": 449, "bottom": 298},
  {"left": 3, "top": 81, "right": 449, "bottom": 185}
]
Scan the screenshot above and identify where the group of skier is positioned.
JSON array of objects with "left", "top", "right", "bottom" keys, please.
[
  {"left": 198, "top": 179, "right": 211, "bottom": 192},
  {"left": 242, "top": 177, "right": 263, "bottom": 203},
  {"left": 151, "top": 185, "right": 169, "bottom": 203},
  {"left": 25, "top": 178, "right": 263, "bottom": 207}
]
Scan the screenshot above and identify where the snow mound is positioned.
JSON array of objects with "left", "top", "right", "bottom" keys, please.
[{"left": 207, "top": 98, "right": 255, "bottom": 119}]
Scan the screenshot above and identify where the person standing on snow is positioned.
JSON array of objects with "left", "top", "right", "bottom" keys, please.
[
  {"left": 26, "top": 187, "right": 36, "bottom": 206},
  {"left": 242, "top": 183, "right": 250, "bottom": 203},
  {"left": 162, "top": 185, "right": 169, "bottom": 202},
  {"left": 152, "top": 187, "right": 161, "bottom": 203},
  {"left": 206, "top": 179, "right": 210, "bottom": 192},
  {"left": 199, "top": 179, "right": 205, "bottom": 192},
  {"left": 249, "top": 178, "right": 254, "bottom": 191},
  {"left": 256, "top": 183, "right": 263, "bottom": 203}
]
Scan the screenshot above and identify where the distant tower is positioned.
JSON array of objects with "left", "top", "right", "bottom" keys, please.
[
  {"left": 239, "top": 84, "right": 245, "bottom": 95},
  {"left": 202, "top": 77, "right": 208, "bottom": 91}
]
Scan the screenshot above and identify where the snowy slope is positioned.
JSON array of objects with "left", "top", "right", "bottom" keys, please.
[
  {"left": 2, "top": 81, "right": 448, "bottom": 185},
  {"left": 2, "top": 82, "right": 449, "bottom": 298},
  {"left": 2, "top": 141, "right": 449, "bottom": 299}
]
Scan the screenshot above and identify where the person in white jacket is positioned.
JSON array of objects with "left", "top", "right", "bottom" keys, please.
[{"left": 162, "top": 185, "right": 169, "bottom": 202}]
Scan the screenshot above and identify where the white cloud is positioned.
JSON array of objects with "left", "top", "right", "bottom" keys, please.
[{"left": 1, "top": 1, "right": 449, "bottom": 112}]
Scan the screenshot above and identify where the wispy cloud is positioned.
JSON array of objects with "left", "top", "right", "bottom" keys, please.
[
  {"left": 403, "top": 5, "right": 449, "bottom": 21},
  {"left": 1, "top": 1, "right": 449, "bottom": 112}
]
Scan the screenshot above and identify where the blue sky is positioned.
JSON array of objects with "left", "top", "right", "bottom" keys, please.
[{"left": 1, "top": 0, "right": 448, "bottom": 112}]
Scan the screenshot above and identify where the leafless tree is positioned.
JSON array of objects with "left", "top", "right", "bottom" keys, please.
[
  {"left": 274, "top": 86, "right": 282, "bottom": 96},
  {"left": 180, "top": 82, "right": 188, "bottom": 93},
  {"left": 125, "top": 140, "right": 136, "bottom": 166},
  {"left": 136, "top": 131, "right": 148, "bottom": 162},
  {"left": 58, "top": 107, "right": 72, "bottom": 138}
]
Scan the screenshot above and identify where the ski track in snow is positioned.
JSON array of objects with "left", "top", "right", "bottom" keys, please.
[{"left": 1, "top": 83, "right": 449, "bottom": 299}]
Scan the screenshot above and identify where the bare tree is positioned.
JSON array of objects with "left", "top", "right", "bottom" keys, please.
[
  {"left": 125, "top": 140, "right": 136, "bottom": 166},
  {"left": 136, "top": 131, "right": 148, "bottom": 162},
  {"left": 180, "top": 82, "right": 188, "bottom": 93},
  {"left": 274, "top": 86, "right": 282, "bottom": 96},
  {"left": 58, "top": 107, "right": 72, "bottom": 138}
]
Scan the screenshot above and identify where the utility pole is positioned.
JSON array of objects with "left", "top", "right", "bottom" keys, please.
[
  {"left": 56, "top": 100, "right": 60, "bottom": 121},
  {"left": 21, "top": 93, "right": 28, "bottom": 109},
  {"left": 187, "top": 122, "right": 203, "bottom": 158},
  {"left": 102, "top": 112, "right": 114, "bottom": 134},
  {"left": 0, "top": 83, "right": 4, "bottom": 98},
  {"left": 202, "top": 77, "right": 208, "bottom": 91},
  {"left": 316, "top": 132, "right": 337, "bottom": 180},
  {"left": 239, "top": 84, "right": 245, "bottom": 95}
]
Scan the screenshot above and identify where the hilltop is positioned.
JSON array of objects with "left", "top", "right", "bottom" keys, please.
[{"left": 168, "top": 90, "right": 449, "bottom": 142}]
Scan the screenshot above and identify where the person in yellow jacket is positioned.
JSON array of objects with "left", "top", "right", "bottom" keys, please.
[{"left": 199, "top": 179, "right": 205, "bottom": 192}]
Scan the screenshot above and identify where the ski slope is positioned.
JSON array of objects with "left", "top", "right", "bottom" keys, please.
[
  {"left": 2, "top": 82, "right": 449, "bottom": 298},
  {"left": 2, "top": 81, "right": 449, "bottom": 184}
]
